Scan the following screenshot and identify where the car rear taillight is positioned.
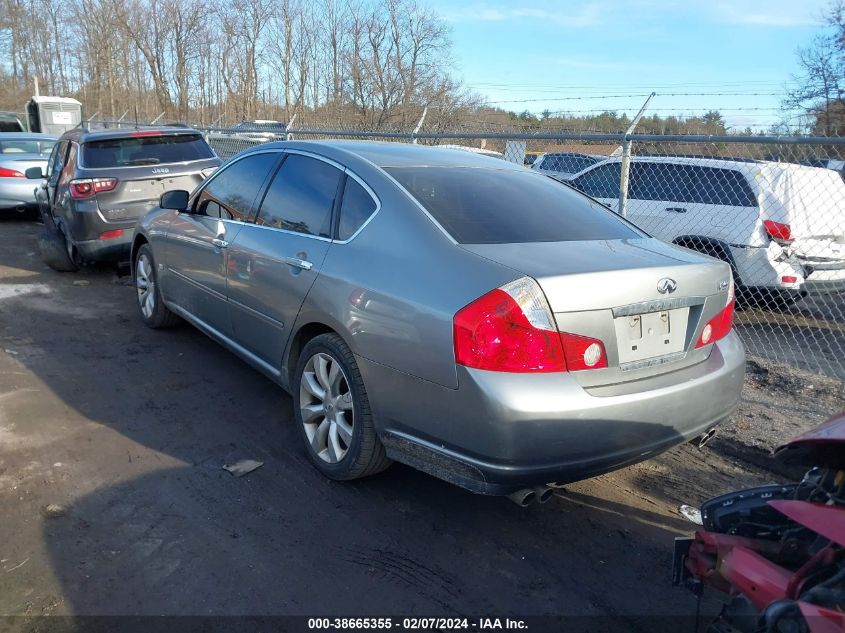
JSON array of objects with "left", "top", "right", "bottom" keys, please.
[
  {"left": 70, "top": 178, "right": 118, "bottom": 199},
  {"left": 763, "top": 220, "right": 793, "bottom": 244},
  {"left": 99, "top": 229, "right": 124, "bottom": 240},
  {"left": 696, "top": 277, "right": 735, "bottom": 349},
  {"left": 453, "top": 277, "right": 606, "bottom": 373},
  {"left": 129, "top": 130, "right": 163, "bottom": 137},
  {"left": 560, "top": 333, "right": 608, "bottom": 370},
  {"left": 0, "top": 167, "right": 25, "bottom": 178}
]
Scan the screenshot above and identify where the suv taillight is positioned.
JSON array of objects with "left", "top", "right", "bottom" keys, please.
[
  {"left": 696, "top": 277, "right": 735, "bottom": 349},
  {"left": 453, "top": 277, "right": 606, "bottom": 373},
  {"left": 70, "top": 178, "right": 118, "bottom": 199},
  {"left": 763, "top": 220, "right": 793, "bottom": 244}
]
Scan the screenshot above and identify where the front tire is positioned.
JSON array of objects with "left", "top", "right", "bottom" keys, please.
[
  {"left": 134, "top": 244, "right": 179, "bottom": 328},
  {"left": 293, "top": 333, "right": 392, "bottom": 480}
]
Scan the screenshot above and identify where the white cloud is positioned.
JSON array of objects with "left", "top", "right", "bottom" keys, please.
[
  {"left": 707, "top": 1, "right": 825, "bottom": 27},
  {"left": 443, "top": 3, "right": 602, "bottom": 28}
]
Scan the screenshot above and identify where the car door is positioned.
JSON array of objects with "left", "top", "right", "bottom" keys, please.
[
  {"left": 624, "top": 162, "right": 695, "bottom": 240},
  {"left": 226, "top": 152, "right": 343, "bottom": 369},
  {"left": 163, "top": 151, "right": 280, "bottom": 337},
  {"left": 37, "top": 140, "right": 68, "bottom": 218}
]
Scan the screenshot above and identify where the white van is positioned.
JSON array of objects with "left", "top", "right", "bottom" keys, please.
[{"left": 568, "top": 156, "right": 845, "bottom": 303}]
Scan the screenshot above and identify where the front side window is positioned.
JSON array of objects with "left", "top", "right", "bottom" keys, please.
[
  {"left": 338, "top": 177, "right": 378, "bottom": 240},
  {"left": 195, "top": 152, "right": 279, "bottom": 221},
  {"left": 387, "top": 166, "right": 641, "bottom": 244},
  {"left": 255, "top": 154, "right": 342, "bottom": 237},
  {"left": 629, "top": 163, "right": 695, "bottom": 202}
]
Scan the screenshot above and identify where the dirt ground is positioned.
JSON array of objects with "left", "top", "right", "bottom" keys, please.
[{"left": 0, "top": 219, "right": 842, "bottom": 632}]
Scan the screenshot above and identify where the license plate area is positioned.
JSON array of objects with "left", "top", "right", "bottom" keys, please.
[{"left": 614, "top": 307, "right": 689, "bottom": 365}]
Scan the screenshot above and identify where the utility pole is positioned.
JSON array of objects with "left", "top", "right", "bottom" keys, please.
[
  {"left": 618, "top": 92, "right": 655, "bottom": 218},
  {"left": 412, "top": 107, "right": 428, "bottom": 144}
]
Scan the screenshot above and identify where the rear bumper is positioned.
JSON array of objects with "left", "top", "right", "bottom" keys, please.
[
  {"left": 802, "top": 265, "right": 845, "bottom": 294},
  {"left": 362, "top": 331, "right": 746, "bottom": 494},
  {"left": 62, "top": 203, "right": 139, "bottom": 261},
  {"left": 74, "top": 230, "right": 134, "bottom": 261}
]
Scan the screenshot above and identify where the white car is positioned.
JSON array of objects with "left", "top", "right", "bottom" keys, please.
[{"left": 567, "top": 156, "right": 845, "bottom": 304}]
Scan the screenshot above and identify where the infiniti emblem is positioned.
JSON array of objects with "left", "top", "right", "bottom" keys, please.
[{"left": 657, "top": 278, "right": 678, "bottom": 294}]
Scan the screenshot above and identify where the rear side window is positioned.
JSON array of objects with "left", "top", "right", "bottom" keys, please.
[
  {"left": 338, "top": 177, "right": 378, "bottom": 240},
  {"left": 196, "top": 152, "right": 279, "bottom": 221},
  {"left": 386, "top": 166, "right": 641, "bottom": 244},
  {"left": 541, "top": 154, "right": 597, "bottom": 173},
  {"left": 569, "top": 162, "right": 621, "bottom": 199},
  {"left": 0, "top": 139, "right": 55, "bottom": 154},
  {"left": 255, "top": 154, "right": 342, "bottom": 237},
  {"left": 689, "top": 166, "right": 757, "bottom": 207},
  {"left": 82, "top": 133, "right": 215, "bottom": 168}
]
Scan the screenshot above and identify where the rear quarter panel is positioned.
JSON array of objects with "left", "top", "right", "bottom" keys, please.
[{"left": 293, "top": 163, "right": 520, "bottom": 390}]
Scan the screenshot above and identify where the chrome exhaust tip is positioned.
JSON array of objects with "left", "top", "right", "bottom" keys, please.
[
  {"left": 534, "top": 485, "right": 554, "bottom": 504},
  {"left": 506, "top": 488, "right": 537, "bottom": 507}
]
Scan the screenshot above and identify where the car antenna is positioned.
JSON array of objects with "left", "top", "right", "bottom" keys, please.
[{"left": 134, "top": 105, "right": 139, "bottom": 129}]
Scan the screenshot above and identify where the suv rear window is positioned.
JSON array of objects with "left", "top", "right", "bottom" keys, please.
[
  {"left": 82, "top": 133, "right": 215, "bottom": 168},
  {"left": 386, "top": 166, "right": 642, "bottom": 244}
]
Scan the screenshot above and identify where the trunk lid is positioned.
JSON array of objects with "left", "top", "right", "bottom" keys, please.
[
  {"left": 461, "top": 238, "right": 733, "bottom": 385},
  {"left": 88, "top": 169, "right": 213, "bottom": 222}
]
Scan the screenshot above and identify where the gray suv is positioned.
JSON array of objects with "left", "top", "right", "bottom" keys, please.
[{"left": 29, "top": 127, "right": 221, "bottom": 271}]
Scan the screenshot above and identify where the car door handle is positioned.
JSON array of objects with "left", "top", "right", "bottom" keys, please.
[
  {"left": 212, "top": 238, "right": 229, "bottom": 248},
  {"left": 283, "top": 256, "right": 313, "bottom": 270},
  {"left": 665, "top": 207, "right": 687, "bottom": 213}
]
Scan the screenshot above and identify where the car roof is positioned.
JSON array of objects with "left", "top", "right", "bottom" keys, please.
[
  {"left": 59, "top": 125, "right": 200, "bottom": 143},
  {"left": 252, "top": 140, "right": 525, "bottom": 170},
  {"left": 592, "top": 155, "right": 765, "bottom": 170},
  {"left": 0, "top": 132, "right": 58, "bottom": 141}
]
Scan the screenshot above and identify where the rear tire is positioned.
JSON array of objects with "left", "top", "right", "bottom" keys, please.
[
  {"left": 293, "top": 333, "right": 392, "bottom": 481},
  {"left": 37, "top": 212, "right": 78, "bottom": 272},
  {"left": 134, "top": 244, "right": 180, "bottom": 329}
]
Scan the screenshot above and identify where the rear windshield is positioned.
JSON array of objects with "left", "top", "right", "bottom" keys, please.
[
  {"left": 82, "top": 134, "right": 215, "bottom": 168},
  {"left": 385, "top": 166, "right": 642, "bottom": 244},
  {"left": 0, "top": 138, "right": 55, "bottom": 155}
]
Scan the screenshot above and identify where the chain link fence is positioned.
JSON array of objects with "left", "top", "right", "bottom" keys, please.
[{"left": 84, "top": 118, "right": 845, "bottom": 381}]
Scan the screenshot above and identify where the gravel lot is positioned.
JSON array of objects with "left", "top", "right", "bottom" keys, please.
[{"left": 0, "top": 219, "right": 842, "bottom": 631}]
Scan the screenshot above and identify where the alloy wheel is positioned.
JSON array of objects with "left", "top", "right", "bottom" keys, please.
[
  {"left": 135, "top": 253, "right": 156, "bottom": 319},
  {"left": 299, "top": 352, "right": 354, "bottom": 463}
]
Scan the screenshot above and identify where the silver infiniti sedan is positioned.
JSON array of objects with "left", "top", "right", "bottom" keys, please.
[
  {"left": 0, "top": 133, "right": 57, "bottom": 215},
  {"left": 131, "top": 141, "right": 745, "bottom": 505}
]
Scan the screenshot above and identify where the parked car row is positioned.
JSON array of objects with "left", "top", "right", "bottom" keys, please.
[{"left": 19, "top": 128, "right": 748, "bottom": 503}]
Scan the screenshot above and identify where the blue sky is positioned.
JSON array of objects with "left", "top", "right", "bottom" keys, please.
[{"left": 428, "top": 0, "right": 832, "bottom": 130}]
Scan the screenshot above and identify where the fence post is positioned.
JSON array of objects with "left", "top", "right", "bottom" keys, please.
[
  {"left": 286, "top": 112, "right": 298, "bottom": 141},
  {"left": 412, "top": 107, "right": 428, "bottom": 144},
  {"left": 618, "top": 92, "right": 655, "bottom": 218}
]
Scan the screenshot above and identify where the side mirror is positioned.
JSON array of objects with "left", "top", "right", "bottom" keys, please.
[
  {"left": 160, "top": 189, "right": 190, "bottom": 211},
  {"left": 25, "top": 166, "right": 44, "bottom": 179}
]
